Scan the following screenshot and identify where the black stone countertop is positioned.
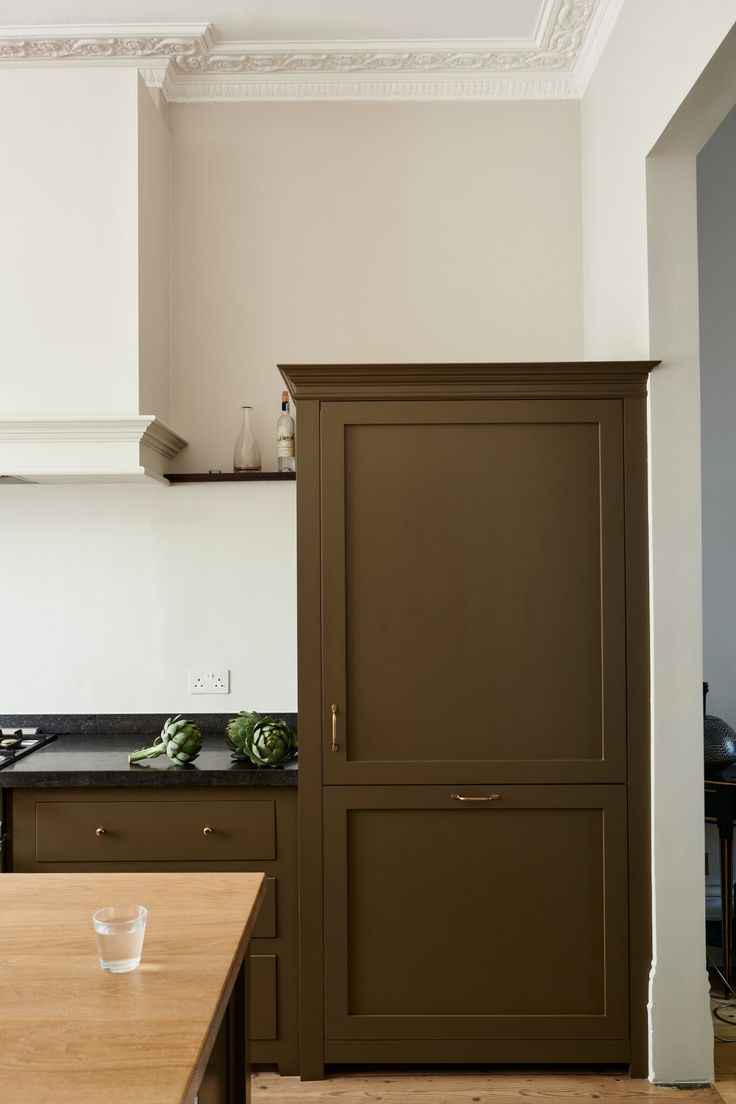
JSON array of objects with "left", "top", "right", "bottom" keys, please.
[{"left": 0, "top": 732, "right": 298, "bottom": 789}]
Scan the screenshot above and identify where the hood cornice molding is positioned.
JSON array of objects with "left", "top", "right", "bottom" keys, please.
[
  {"left": 0, "top": 416, "right": 188, "bottom": 484},
  {"left": 0, "top": 0, "right": 621, "bottom": 101}
]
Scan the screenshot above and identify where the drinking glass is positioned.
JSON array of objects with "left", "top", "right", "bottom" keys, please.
[{"left": 92, "top": 905, "right": 147, "bottom": 972}]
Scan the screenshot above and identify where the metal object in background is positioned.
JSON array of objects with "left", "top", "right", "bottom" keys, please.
[
  {"left": 0, "top": 729, "right": 57, "bottom": 770},
  {"left": 0, "top": 729, "right": 57, "bottom": 873},
  {"left": 704, "top": 683, "right": 736, "bottom": 773}
]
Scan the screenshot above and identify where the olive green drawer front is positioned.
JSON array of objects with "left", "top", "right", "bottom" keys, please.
[{"left": 35, "top": 799, "right": 276, "bottom": 863}]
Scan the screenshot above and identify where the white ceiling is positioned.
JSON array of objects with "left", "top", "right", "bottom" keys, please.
[
  {"left": 0, "top": 0, "right": 555, "bottom": 43},
  {"left": 0, "top": 0, "right": 624, "bottom": 101}
]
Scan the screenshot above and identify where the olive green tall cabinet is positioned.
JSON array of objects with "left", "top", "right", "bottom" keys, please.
[{"left": 280, "top": 363, "right": 656, "bottom": 1081}]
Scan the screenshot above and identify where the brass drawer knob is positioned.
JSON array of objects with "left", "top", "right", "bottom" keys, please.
[
  {"left": 95, "top": 827, "right": 106, "bottom": 837},
  {"left": 203, "top": 826, "right": 213, "bottom": 836}
]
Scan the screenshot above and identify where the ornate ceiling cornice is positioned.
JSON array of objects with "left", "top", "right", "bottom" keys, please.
[
  {"left": 0, "top": 31, "right": 202, "bottom": 62},
  {"left": 0, "top": 1, "right": 622, "bottom": 102}
]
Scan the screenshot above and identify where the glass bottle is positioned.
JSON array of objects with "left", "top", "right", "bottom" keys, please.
[
  {"left": 277, "top": 390, "right": 296, "bottom": 473},
  {"left": 233, "top": 405, "right": 261, "bottom": 472}
]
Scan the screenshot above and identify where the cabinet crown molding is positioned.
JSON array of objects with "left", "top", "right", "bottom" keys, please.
[{"left": 278, "top": 361, "right": 660, "bottom": 402}]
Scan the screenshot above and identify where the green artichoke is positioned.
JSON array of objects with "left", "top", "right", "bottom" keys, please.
[
  {"left": 225, "top": 711, "right": 297, "bottom": 768},
  {"left": 129, "top": 715, "right": 203, "bottom": 766}
]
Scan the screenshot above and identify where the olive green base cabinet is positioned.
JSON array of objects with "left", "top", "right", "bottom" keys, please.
[
  {"left": 10, "top": 787, "right": 299, "bottom": 1075},
  {"left": 281, "top": 362, "right": 655, "bottom": 1079}
]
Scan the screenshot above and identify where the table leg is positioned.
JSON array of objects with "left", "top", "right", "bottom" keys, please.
[
  {"left": 716, "top": 789, "right": 735, "bottom": 992},
  {"left": 229, "top": 955, "right": 249, "bottom": 1104},
  {"left": 198, "top": 953, "right": 250, "bottom": 1104}
]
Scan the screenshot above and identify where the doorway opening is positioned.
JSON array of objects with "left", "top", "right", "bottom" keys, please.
[
  {"left": 698, "top": 99, "right": 736, "bottom": 1065},
  {"left": 645, "top": 24, "right": 736, "bottom": 1087}
]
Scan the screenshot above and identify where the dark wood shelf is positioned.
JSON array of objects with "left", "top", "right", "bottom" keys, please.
[{"left": 165, "top": 471, "right": 296, "bottom": 483}]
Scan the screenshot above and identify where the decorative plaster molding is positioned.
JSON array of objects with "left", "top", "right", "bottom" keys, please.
[
  {"left": 165, "top": 75, "right": 578, "bottom": 103},
  {"left": 0, "top": 0, "right": 622, "bottom": 101},
  {"left": 573, "top": 0, "right": 626, "bottom": 94},
  {"left": 173, "top": 4, "right": 594, "bottom": 79},
  {"left": 0, "top": 23, "right": 210, "bottom": 63}
]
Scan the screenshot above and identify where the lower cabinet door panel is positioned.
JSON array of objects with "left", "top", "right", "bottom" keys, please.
[
  {"left": 324, "top": 786, "right": 629, "bottom": 1044},
  {"left": 250, "top": 954, "right": 278, "bottom": 1040},
  {"left": 252, "top": 878, "right": 277, "bottom": 939}
]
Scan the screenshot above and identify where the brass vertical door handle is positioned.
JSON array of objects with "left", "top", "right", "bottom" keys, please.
[{"left": 331, "top": 704, "right": 339, "bottom": 752}]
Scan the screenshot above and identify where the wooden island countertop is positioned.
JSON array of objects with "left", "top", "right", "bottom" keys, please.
[{"left": 0, "top": 872, "right": 265, "bottom": 1104}]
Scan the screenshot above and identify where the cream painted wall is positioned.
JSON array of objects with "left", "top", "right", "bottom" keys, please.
[
  {"left": 582, "top": 4, "right": 736, "bottom": 358},
  {"left": 0, "top": 94, "right": 584, "bottom": 715},
  {"left": 582, "top": 0, "right": 736, "bottom": 1086},
  {"left": 169, "top": 101, "right": 583, "bottom": 472},
  {"left": 138, "top": 82, "right": 172, "bottom": 425},
  {"left": 0, "top": 69, "right": 141, "bottom": 417},
  {"left": 0, "top": 483, "right": 296, "bottom": 712}
]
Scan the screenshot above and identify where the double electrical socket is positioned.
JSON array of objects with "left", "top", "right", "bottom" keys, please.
[{"left": 189, "top": 669, "right": 230, "bottom": 694}]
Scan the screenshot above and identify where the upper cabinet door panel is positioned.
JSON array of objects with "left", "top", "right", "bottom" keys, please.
[{"left": 322, "top": 400, "right": 626, "bottom": 784}]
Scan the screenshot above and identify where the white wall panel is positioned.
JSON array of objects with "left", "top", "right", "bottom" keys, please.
[
  {"left": 0, "top": 69, "right": 140, "bottom": 417},
  {"left": 0, "top": 483, "right": 296, "bottom": 712}
]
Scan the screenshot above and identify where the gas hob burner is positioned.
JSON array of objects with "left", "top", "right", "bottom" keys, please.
[{"left": 0, "top": 729, "right": 57, "bottom": 768}]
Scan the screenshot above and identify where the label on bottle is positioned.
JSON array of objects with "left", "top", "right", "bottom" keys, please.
[{"left": 278, "top": 429, "right": 295, "bottom": 458}]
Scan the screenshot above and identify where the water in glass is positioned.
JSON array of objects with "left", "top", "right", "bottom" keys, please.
[{"left": 92, "top": 905, "right": 147, "bottom": 973}]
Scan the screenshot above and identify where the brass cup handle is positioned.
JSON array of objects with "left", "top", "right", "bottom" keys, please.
[
  {"left": 203, "top": 826, "right": 213, "bottom": 836},
  {"left": 95, "top": 827, "right": 106, "bottom": 837},
  {"left": 451, "top": 793, "right": 501, "bottom": 802},
  {"left": 331, "top": 704, "right": 339, "bottom": 753}
]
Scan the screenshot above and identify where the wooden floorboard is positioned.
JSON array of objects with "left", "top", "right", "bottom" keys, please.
[
  {"left": 252, "top": 1036, "right": 736, "bottom": 1103},
  {"left": 715, "top": 1041, "right": 736, "bottom": 1103},
  {"left": 252, "top": 1068, "right": 722, "bottom": 1103}
]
